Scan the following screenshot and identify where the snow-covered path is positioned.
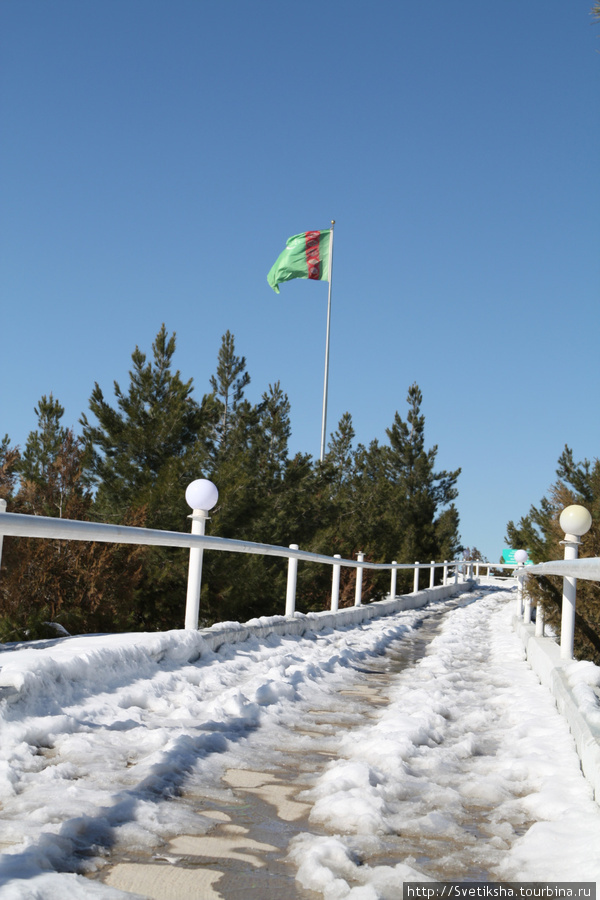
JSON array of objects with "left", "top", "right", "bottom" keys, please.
[{"left": 1, "top": 587, "right": 600, "bottom": 899}]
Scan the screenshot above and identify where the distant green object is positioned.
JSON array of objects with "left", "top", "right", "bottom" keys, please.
[{"left": 502, "top": 548, "right": 533, "bottom": 565}]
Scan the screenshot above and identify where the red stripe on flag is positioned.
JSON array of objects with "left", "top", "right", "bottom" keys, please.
[{"left": 304, "top": 231, "right": 321, "bottom": 281}]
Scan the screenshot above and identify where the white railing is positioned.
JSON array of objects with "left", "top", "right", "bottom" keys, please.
[
  {"left": 524, "top": 558, "right": 600, "bottom": 580},
  {"left": 4, "top": 492, "right": 598, "bottom": 661},
  {"left": 509, "top": 504, "right": 597, "bottom": 660},
  {"left": 0, "top": 501, "right": 483, "bottom": 630},
  {"left": 518, "top": 555, "right": 600, "bottom": 661},
  {"left": 473, "top": 562, "right": 525, "bottom": 579}
]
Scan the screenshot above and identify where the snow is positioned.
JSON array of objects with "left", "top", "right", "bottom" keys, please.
[{"left": 1, "top": 587, "right": 600, "bottom": 898}]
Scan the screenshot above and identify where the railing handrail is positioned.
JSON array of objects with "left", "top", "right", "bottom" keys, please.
[
  {"left": 515, "top": 550, "right": 600, "bottom": 660},
  {"left": 525, "top": 557, "right": 600, "bottom": 581},
  {"left": 0, "top": 507, "right": 524, "bottom": 630},
  {"left": 0, "top": 511, "right": 522, "bottom": 570},
  {"left": 0, "top": 511, "right": 471, "bottom": 571}
]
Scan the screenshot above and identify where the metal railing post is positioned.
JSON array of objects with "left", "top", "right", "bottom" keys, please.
[
  {"left": 286, "top": 544, "right": 299, "bottom": 616},
  {"left": 443, "top": 560, "right": 448, "bottom": 586},
  {"left": 413, "top": 563, "right": 419, "bottom": 593},
  {"left": 429, "top": 561, "right": 435, "bottom": 588},
  {"left": 560, "top": 564, "right": 577, "bottom": 659},
  {"left": 390, "top": 561, "right": 397, "bottom": 600},
  {"left": 183, "top": 480, "right": 219, "bottom": 630},
  {"left": 331, "top": 554, "right": 341, "bottom": 612},
  {"left": 355, "top": 552, "right": 364, "bottom": 606},
  {"left": 535, "top": 601, "right": 545, "bottom": 637},
  {"left": 522, "top": 569, "right": 532, "bottom": 624},
  {"left": 184, "top": 510, "right": 209, "bottom": 630},
  {"left": 558, "top": 506, "right": 592, "bottom": 659},
  {"left": 515, "top": 563, "right": 524, "bottom": 617}
]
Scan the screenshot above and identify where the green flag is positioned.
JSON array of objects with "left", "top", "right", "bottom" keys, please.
[{"left": 267, "top": 229, "right": 332, "bottom": 294}]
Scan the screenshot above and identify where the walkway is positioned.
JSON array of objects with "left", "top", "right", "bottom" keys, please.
[{"left": 1, "top": 587, "right": 600, "bottom": 899}]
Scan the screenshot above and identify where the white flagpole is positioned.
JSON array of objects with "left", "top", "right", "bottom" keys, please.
[{"left": 320, "top": 220, "right": 335, "bottom": 462}]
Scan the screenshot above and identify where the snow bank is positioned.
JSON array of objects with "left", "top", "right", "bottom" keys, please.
[
  {"left": 513, "top": 616, "right": 600, "bottom": 804},
  {"left": 0, "top": 581, "right": 469, "bottom": 703}
]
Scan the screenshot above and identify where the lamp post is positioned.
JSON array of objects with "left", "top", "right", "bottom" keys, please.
[
  {"left": 184, "top": 479, "right": 219, "bottom": 631},
  {"left": 559, "top": 504, "right": 592, "bottom": 660},
  {"left": 331, "top": 555, "right": 342, "bottom": 611},
  {"left": 355, "top": 551, "right": 364, "bottom": 606},
  {"left": 514, "top": 549, "right": 528, "bottom": 620}
]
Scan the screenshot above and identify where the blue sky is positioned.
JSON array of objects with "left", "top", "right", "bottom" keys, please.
[{"left": 1, "top": 1, "right": 598, "bottom": 563}]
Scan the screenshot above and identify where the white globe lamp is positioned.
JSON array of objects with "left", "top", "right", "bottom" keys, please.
[
  {"left": 514, "top": 549, "right": 529, "bottom": 622},
  {"left": 184, "top": 479, "right": 218, "bottom": 632},
  {"left": 559, "top": 504, "right": 592, "bottom": 661},
  {"left": 185, "top": 479, "right": 219, "bottom": 512},
  {"left": 559, "top": 505, "right": 592, "bottom": 539}
]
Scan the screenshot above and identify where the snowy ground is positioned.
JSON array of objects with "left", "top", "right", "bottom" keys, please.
[{"left": 1, "top": 586, "right": 600, "bottom": 899}]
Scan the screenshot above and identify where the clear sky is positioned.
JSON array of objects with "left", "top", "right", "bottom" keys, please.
[{"left": 1, "top": 1, "right": 598, "bottom": 563}]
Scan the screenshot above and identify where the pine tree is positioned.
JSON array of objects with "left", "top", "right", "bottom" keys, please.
[
  {"left": 506, "top": 444, "right": 600, "bottom": 663},
  {"left": 319, "top": 386, "right": 462, "bottom": 598},
  {"left": 17, "top": 395, "right": 74, "bottom": 517},
  {"left": 256, "top": 381, "right": 291, "bottom": 486},
  {"left": 199, "top": 332, "right": 259, "bottom": 537},
  {"left": 82, "top": 324, "right": 204, "bottom": 528},
  {"left": 0, "top": 435, "right": 19, "bottom": 502},
  {"left": 199, "top": 337, "right": 294, "bottom": 622},
  {"left": 0, "top": 403, "right": 144, "bottom": 640},
  {"left": 384, "top": 383, "right": 461, "bottom": 572},
  {"left": 80, "top": 326, "right": 206, "bottom": 629},
  {"left": 326, "top": 412, "right": 356, "bottom": 487},
  {"left": 205, "top": 329, "right": 252, "bottom": 465},
  {"left": 18, "top": 395, "right": 67, "bottom": 487}
]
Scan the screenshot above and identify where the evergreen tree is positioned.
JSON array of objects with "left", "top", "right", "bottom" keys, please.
[
  {"left": 384, "top": 383, "right": 461, "bottom": 574},
  {"left": 81, "top": 326, "right": 206, "bottom": 629},
  {"left": 1, "top": 337, "right": 466, "bottom": 634},
  {"left": 345, "top": 439, "right": 393, "bottom": 555},
  {"left": 81, "top": 324, "right": 204, "bottom": 528},
  {"left": 256, "top": 382, "right": 291, "bottom": 486},
  {"left": 199, "top": 340, "right": 298, "bottom": 622},
  {"left": 17, "top": 394, "right": 72, "bottom": 517},
  {"left": 0, "top": 403, "right": 143, "bottom": 640},
  {"left": 326, "top": 412, "right": 356, "bottom": 487},
  {"left": 200, "top": 331, "right": 259, "bottom": 537},
  {"left": 18, "top": 395, "right": 67, "bottom": 486},
  {"left": 305, "top": 391, "right": 462, "bottom": 604},
  {"left": 506, "top": 444, "right": 600, "bottom": 663},
  {"left": 205, "top": 329, "right": 252, "bottom": 465},
  {"left": 0, "top": 435, "right": 19, "bottom": 502}
]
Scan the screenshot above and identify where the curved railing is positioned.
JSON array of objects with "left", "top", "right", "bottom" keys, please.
[{"left": 0, "top": 503, "right": 498, "bottom": 630}]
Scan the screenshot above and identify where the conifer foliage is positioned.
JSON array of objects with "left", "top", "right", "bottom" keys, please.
[
  {"left": 81, "top": 325, "right": 204, "bottom": 526},
  {"left": 0, "top": 398, "right": 144, "bottom": 640},
  {"left": 80, "top": 325, "right": 206, "bottom": 627},
  {"left": 0, "top": 327, "right": 463, "bottom": 638},
  {"left": 506, "top": 446, "right": 600, "bottom": 664}
]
